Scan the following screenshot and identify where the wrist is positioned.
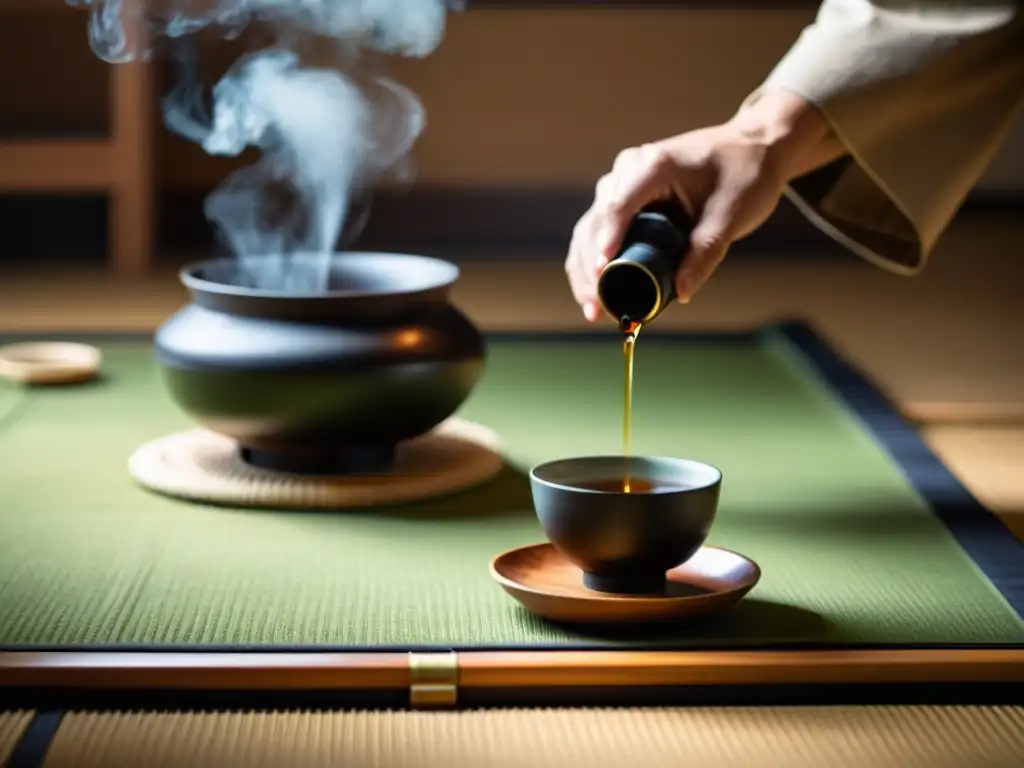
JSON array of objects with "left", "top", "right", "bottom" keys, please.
[{"left": 730, "top": 88, "right": 844, "bottom": 182}]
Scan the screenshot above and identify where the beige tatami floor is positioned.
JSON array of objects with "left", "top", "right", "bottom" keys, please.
[{"left": 0, "top": 214, "right": 1021, "bottom": 536}]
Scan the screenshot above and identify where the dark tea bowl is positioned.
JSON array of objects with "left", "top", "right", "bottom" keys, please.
[{"left": 529, "top": 456, "right": 722, "bottom": 595}]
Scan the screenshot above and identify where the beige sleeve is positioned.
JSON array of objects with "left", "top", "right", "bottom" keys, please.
[{"left": 745, "top": 1, "right": 1024, "bottom": 274}]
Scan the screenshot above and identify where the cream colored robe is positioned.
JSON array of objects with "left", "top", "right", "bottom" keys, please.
[{"left": 747, "top": 0, "right": 1024, "bottom": 274}]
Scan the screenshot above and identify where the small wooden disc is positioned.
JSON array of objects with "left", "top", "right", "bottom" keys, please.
[
  {"left": 0, "top": 341, "right": 101, "bottom": 385},
  {"left": 128, "top": 417, "right": 505, "bottom": 509}
]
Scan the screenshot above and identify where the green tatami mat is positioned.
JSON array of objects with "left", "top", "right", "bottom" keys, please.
[
  {"left": 0, "top": 380, "right": 27, "bottom": 433},
  {"left": 0, "top": 332, "right": 1020, "bottom": 648}
]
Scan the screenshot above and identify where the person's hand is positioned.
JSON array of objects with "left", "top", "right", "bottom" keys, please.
[{"left": 565, "top": 89, "right": 841, "bottom": 321}]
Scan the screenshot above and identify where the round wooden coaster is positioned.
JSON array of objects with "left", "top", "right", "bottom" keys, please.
[
  {"left": 0, "top": 341, "right": 101, "bottom": 385},
  {"left": 127, "top": 417, "right": 505, "bottom": 509}
]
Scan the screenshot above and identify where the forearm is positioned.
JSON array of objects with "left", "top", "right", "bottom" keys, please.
[{"left": 728, "top": 88, "right": 848, "bottom": 184}]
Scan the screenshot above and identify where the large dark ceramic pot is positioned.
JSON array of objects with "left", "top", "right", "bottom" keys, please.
[{"left": 154, "top": 252, "right": 486, "bottom": 475}]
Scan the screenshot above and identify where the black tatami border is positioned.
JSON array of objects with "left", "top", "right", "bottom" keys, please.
[
  {"left": 774, "top": 322, "right": 1024, "bottom": 622},
  {"left": 1, "top": 710, "right": 62, "bottom": 768}
]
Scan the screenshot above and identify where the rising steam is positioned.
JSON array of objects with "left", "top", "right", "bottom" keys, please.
[{"left": 69, "top": 1, "right": 460, "bottom": 290}]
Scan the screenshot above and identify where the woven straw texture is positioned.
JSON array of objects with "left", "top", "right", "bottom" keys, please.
[
  {"left": 127, "top": 418, "right": 503, "bottom": 508},
  {"left": 43, "top": 706, "right": 1024, "bottom": 768},
  {"left": 0, "top": 710, "right": 32, "bottom": 765}
]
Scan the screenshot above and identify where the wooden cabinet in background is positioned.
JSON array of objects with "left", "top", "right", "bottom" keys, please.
[{"left": 0, "top": 1, "right": 154, "bottom": 276}]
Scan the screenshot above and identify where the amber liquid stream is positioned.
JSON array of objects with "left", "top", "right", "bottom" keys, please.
[{"left": 621, "top": 317, "right": 642, "bottom": 492}]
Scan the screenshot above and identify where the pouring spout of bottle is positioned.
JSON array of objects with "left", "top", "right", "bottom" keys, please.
[{"left": 596, "top": 201, "right": 694, "bottom": 327}]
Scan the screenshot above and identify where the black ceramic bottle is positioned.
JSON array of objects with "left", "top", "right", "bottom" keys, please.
[{"left": 596, "top": 200, "right": 694, "bottom": 327}]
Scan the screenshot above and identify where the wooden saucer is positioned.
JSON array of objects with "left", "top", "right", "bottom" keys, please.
[
  {"left": 0, "top": 341, "right": 101, "bottom": 385},
  {"left": 490, "top": 543, "right": 760, "bottom": 625}
]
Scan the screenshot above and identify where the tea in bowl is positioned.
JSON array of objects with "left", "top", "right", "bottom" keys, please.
[{"left": 529, "top": 456, "right": 722, "bottom": 595}]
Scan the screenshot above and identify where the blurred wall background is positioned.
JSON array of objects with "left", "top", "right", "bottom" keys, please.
[{"left": 1, "top": 4, "right": 1021, "bottom": 263}]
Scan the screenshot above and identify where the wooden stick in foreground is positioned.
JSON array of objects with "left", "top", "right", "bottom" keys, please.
[{"left": 1, "top": 649, "right": 1021, "bottom": 690}]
